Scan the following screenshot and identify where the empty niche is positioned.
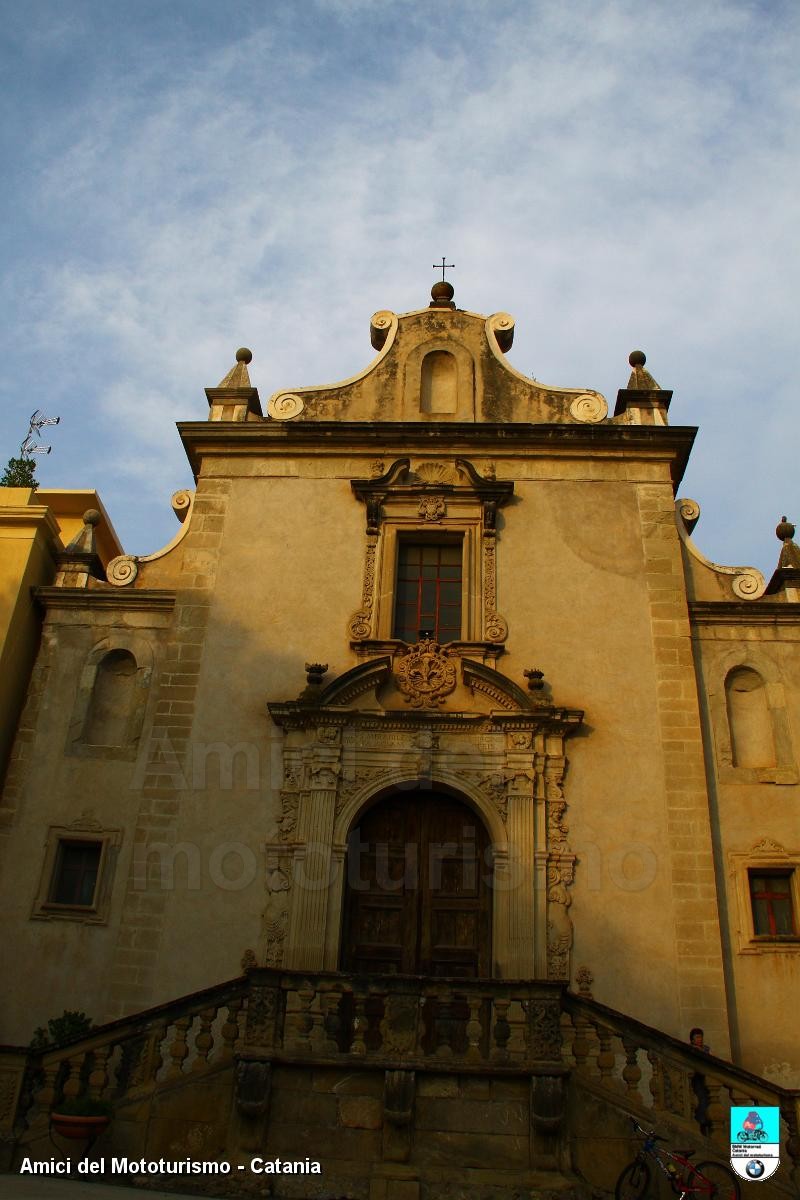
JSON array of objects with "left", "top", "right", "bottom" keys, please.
[
  {"left": 420, "top": 350, "right": 458, "bottom": 414},
  {"left": 84, "top": 649, "right": 138, "bottom": 748},
  {"left": 725, "top": 666, "right": 776, "bottom": 768}
]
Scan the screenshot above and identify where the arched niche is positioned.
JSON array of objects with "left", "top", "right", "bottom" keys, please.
[
  {"left": 84, "top": 649, "right": 138, "bottom": 747},
  {"left": 67, "top": 635, "right": 154, "bottom": 761},
  {"left": 725, "top": 666, "right": 776, "bottom": 769},
  {"left": 420, "top": 350, "right": 458, "bottom": 414},
  {"left": 402, "top": 338, "right": 475, "bottom": 420}
]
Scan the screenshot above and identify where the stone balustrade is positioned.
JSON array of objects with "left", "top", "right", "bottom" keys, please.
[
  {"left": 562, "top": 992, "right": 800, "bottom": 1194},
  {"left": 244, "top": 970, "right": 566, "bottom": 1068},
  {"left": 2, "top": 971, "right": 798, "bottom": 1198}
]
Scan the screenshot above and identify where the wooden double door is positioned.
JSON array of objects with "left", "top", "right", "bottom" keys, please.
[{"left": 342, "top": 791, "right": 491, "bottom": 977}]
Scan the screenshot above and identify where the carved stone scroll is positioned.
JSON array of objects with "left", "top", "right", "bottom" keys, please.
[
  {"left": 482, "top": 538, "right": 508, "bottom": 644},
  {"left": 348, "top": 534, "right": 378, "bottom": 641}
]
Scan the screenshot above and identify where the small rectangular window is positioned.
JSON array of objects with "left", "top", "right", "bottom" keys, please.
[
  {"left": 749, "top": 871, "right": 796, "bottom": 937},
  {"left": 393, "top": 541, "right": 462, "bottom": 644},
  {"left": 48, "top": 840, "right": 102, "bottom": 908}
]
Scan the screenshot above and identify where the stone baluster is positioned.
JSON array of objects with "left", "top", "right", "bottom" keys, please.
[
  {"left": 321, "top": 987, "right": 343, "bottom": 1055},
  {"left": 33, "top": 1059, "right": 60, "bottom": 1123},
  {"left": 87, "top": 1044, "right": 112, "bottom": 1099},
  {"left": 621, "top": 1037, "right": 642, "bottom": 1100},
  {"left": 167, "top": 1016, "right": 192, "bottom": 1079},
  {"left": 351, "top": 992, "right": 367, "bottom": 1057},
  {"left": 491, "top": 997, "right": 511, "bottom": 1062},
  {"left": 571, "top": 1011, "right": 593, "bottom": 1074},
  {"left": 219, "top": 998, "right": 244, "bottom": 1062},
  {"left": 192, "top": 1006, "right": 217, "bottom": 1072},
  {"left": 646, "top": 1050, "right": 664, "bottom": 1111},
  {"left": 506, "top": 999, "right": 526, "bottom": 1061},
  {"left": 465, "top": 994, "right": 483, "bottom": 1062},
  {"left": 595, "top": 1025, "right": 616, "bottom": 1083},
  {"left": 307, "top": 986, "right": 329, "bottom": 1054},
  {"left": 288, "top": 983, "right": 316, "bottom": 1053},
  {"left": 434, "top": 988, "right": 454, "bottom": 1060},
  {"left": 704, "top": 1077, "right": 726, "bottom": 1145},
  {"left": 61, "top": 1054, "right": 84, "bottom": 1103}
]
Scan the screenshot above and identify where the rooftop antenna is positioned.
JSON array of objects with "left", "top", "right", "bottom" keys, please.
[{"left": 20, "top": 409, "right": 60, "bottom": 457}]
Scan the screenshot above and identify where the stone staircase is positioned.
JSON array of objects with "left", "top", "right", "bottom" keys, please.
[{"left": 1, "top": 969, "right": 797, "bottom": 1198}]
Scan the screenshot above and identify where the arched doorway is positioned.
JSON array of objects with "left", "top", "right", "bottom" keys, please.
[{"left": 342, "top": 789, "right": 491, "bottom": 977}]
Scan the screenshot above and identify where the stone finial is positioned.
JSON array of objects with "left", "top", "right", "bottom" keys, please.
[
  {"left": 614, "top": 350, "right": 672, "bottom": 422},
  {"left": 305, "top": 663, "right": 328, "bottom": 687},
  {"left": 626, "top": 350, "right": 661, "bottom": 391},
  {"left": 298, "top": 662, "right": 328, "bottom": 704},
  {"left": 64, "top": 508, "right": 100, "bottom": 554},
  {"left": 524, "top": 668, "right": 545, "bottom": 692},
  {"left": 55, "top": 509, "right": 104, "bottom": 588},
  {"left": 430, "top": 281, "right": 456, "bottom": 310},
  {"left": 205, "top": 347, "right": 262, "bottom": 419},
  {"left": 575, "top": 966, "right": 594, "bottom": 998},
  {"left": 776, "top": 517, "right": 800, "bottom": 569},
  {"left": 217, "top": 347, "right": 253, "bottom": 389},
  {"left": 240, "top": 948, "right": 257, "bottom": 972},
  {"left": 766, "top": 516, "right": 800, "bottom": 597}
]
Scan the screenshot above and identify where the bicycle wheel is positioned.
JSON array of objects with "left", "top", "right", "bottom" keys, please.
[
  {"left": 691, "top": 1161, "right": 741, "bottom": 1200},
  {"left": 615, "top": 1159, "right": 651, "bottom": 1200}
]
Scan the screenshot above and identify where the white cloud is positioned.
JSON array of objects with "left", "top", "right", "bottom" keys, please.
[{"left": 1, "top": 0, "right": 797, "bottom": 566}]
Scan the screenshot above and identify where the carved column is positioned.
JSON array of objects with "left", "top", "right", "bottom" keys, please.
[
  {"left": 285, "top": 745, "right": 341, "bottom": 970},
  {"left": 504, "top": 732, "right": 536, "bottom": 976}
]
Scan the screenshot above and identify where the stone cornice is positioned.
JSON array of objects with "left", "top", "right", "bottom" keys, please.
[
  {"left": 0, "top": 505, "right": 62, "bottom": 542},
  {"left": 35, "top": 586, "right": 176, "bottom": 612},
  {"left": 267, "top": 704, "right": 583, "bottom": 734},
  {"left": 690, "top": 600, "right": 800, "bottom": 626},
  {"left": 178, "top": 420, "right": 697, "bottom": 488}
]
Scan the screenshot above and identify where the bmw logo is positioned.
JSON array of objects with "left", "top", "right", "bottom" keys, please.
[{"left": 746, "top": 1161, "right": 765, "bottom": 1179}]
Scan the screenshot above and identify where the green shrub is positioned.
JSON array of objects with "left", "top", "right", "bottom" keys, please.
[{"left": 30, "top": 1010, "right": 93, "bottom": 1050}]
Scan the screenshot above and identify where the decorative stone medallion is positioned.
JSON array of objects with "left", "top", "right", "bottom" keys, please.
[
  {"left": 418, "top": 496, "right": 446, "bottom": 522},
  {"left": 394, "top": 639, "right": 457, "bottom": 708}
]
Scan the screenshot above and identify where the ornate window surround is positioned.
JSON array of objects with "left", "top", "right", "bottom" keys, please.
[
  {"left": 31, "top": 813, "right": 122, "bottom": 925},
  {"left": 728, "top": 838, "right": 800, "bottom": 954},
  {"left": 347, "top": 457, "right": 513, "bottom": 653}
]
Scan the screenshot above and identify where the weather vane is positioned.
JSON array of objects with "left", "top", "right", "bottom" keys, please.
[
  {"left": 20, "top": 410, "right": 60, "bottom": 458},
  {"left": 433, "top": 257, "right": 455, "bottom": 282}
]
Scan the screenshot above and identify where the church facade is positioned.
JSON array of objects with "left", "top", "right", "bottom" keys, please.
[{"left": 1, "top": 280, "right": 798, "bottom": 1193}]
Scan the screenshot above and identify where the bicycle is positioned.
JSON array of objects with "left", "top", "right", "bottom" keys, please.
[{"left": 615, "top": 1119, "right": 741, "bottom": 1199}]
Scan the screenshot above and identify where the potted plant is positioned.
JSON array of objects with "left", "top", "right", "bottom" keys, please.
[{"left": 50, "top": 1096, "right": 112, "bottom": 1140}]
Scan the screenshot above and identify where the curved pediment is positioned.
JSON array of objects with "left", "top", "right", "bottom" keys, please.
[
  {"left": 266, "top": 292, "right": 608, "bottom": 426},
  {"left": 268, "top": 653, "right": 583, "bottom": 733}
]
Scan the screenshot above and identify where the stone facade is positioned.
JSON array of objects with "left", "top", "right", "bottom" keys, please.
[{"left": 0, "top": 282, "right": 798, "bottom": 1116}]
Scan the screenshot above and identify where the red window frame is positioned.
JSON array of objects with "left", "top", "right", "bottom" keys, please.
[
  {"left": 749, "top": 871, "right": 796, "bottom": 937},
  {"left": 393, "top": 541, "right": 463, "bottom": 644}
]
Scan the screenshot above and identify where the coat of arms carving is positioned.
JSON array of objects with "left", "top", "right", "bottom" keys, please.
[{"left": 394, "top": 638, "right": 457, "bottom": 708}]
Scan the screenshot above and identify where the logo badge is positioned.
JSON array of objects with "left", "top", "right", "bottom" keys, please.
[{"left": 730, "top": 1106, "right": 780, "bottom": 1181}]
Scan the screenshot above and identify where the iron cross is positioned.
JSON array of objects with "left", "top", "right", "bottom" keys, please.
[{"left": 433, "top": 257, "right": 455, "bottom": 282}]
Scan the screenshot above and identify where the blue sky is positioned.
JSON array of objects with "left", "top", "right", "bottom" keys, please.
[{"left": 1, "top": 0, "right": 798, "bottom": 576}]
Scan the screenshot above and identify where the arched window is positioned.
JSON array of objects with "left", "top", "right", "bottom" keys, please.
[
  {"left": 725, "top": 666, "right": 776, "bottom": 769},
  {"left": 84, "top": 649, "right": 138, "bottom": 748},
  {"left": 420, "top": 350, "right": 457, "bottom": 414}
]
